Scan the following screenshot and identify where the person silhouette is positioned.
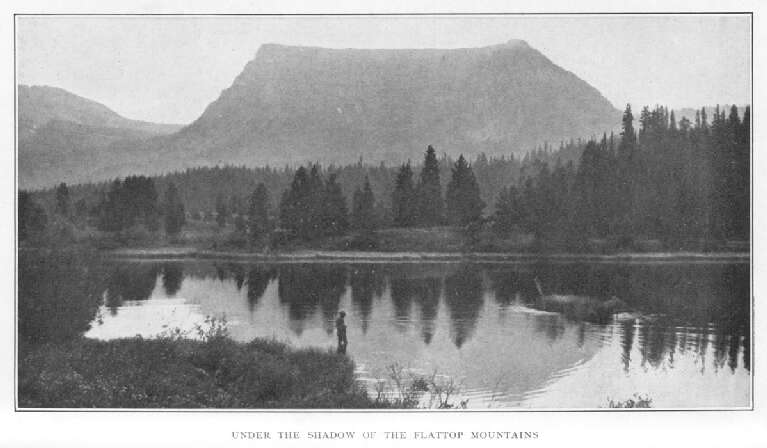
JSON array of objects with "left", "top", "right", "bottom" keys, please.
[{"left": 335, "top": 311, "right": 348, "bottom": 354}]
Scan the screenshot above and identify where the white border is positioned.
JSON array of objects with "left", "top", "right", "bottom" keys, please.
[{"left": 2, "top": 1, "right": 764, "bottom": 447}]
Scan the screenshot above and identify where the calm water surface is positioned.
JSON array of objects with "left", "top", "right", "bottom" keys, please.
[{"left": 75, "top": 259, "right": 750, "bottom": 409}]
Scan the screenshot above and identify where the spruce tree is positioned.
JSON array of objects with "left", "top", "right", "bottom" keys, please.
[
  {"left": 321, "top": 173, "right": 349, "bottom": 236},
  {"left": 416, "top": 145, "right": 444, "bottom": 226},
  {"left": 19, "top": 191, "right": 47, "bottom": 241},
  {"left": 392, "top": 163, "right": 417, "bottom": 227},
  {"left": 279, "top": 166, "right": 318, "bottom": 239},
  {"left": 351, "top": 177, "right": 377, "bottom": 232},
  {"left": 493, "top": 185, "right": 522, "bottom": 236},
  {"left": 445, "top": 155, "right": 485, "bottom": 226},
  {"left": 124, "top": 176, "right": 159, "bottom": 231},
  {"left": 97, "top": 179, "right": 126, "bottom": 232},
  {"left": 248, "top": 183, "right": 270, "bottom": 242},
  {"left": 215, "top": 194, "right": 228, "bottom": 228},
  {"left": 615, "top": 104, "right": 637, "bottom": 237},
  {"left": 307, "top": 165, "right": 325, "bottom": 238},
  {"left": 163, "top": 182, "right": 186, "bottom": 236},
  {"left": 55, "top": 182, "right": 70, "bottom": 217}
]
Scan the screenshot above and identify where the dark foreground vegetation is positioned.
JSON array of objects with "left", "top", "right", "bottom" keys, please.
[{"left": 19, "top": 335, "right": 386, "bottom": 409}]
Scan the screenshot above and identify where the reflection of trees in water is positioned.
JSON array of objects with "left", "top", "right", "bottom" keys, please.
[
  {"left": 619, "top": 321, "right": 635, "bottom": 372},
  {"left": 19, "top": 250, "right": 107, "bottom": 344},
  {"left": 389, "top": 277, "right": 415, "bottom": 333},
  {"left": 349, "top": 265, "right": 384, "bottom": 334},
  {"left": 485, "top": 262, "right": 750, "bottom": 373},
  {"left": 216, "top": 265, "right": 227, "bottom": 282},
  {"left": 161, "top": 263, "right": 183, "bottom": 296},
  {"left": 388, "top": 274, "right": 442, "bottom": 342},
  {"left": 229, "top": 264, "right": 246, "bottom": 291},
  {"left": 489, "top": 270, "right": 523, "bottom": 307},
  {"left": 211, "top": 263, "right": 246, "bottom": 290},
  {"left": 444, "top": 266, "right": 484, "bottom": 348},
  {"left": 104, "top": 263, "right": 160, "bottom": 314},
  {"left": 277, "top": 265, "right": 347, "bottom": 336},
  {"left": 246, "top": 266, "right": 277, "bottom": 311},
  {"left": 576, "top": 322, "right": 586, "bottom": 348},
  {"left": 742, "top": 333, "right": 750, "bottom": 371},
  {"left": 624, "top": 320, "right": 748, "bottom": 374},
  {"left": 411, "top": 278, "right": 441, "bottom": 344}
]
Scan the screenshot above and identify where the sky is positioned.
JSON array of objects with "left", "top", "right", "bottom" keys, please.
[{"left": 16, "top": 14, "right": 751, "bottom": 125}]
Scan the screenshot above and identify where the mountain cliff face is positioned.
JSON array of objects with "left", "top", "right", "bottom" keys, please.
[
  {"left": 18, "top": 41, "right": 621, "bottom": 189},
  {"left": 173, "top": 40, "right": 620, "bottom": 166}
]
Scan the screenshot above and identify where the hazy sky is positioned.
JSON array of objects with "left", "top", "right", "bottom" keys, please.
[{"left": 16, "top": 15, "right": 751, "bottom": 124}]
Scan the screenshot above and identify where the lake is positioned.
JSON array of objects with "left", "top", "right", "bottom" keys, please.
[{"left": 21, "top": 255, "right": 751, "bottom": 409}]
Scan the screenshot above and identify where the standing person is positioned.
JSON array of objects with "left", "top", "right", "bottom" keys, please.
[{"left": 335, "top": 311, "right": 348, "bottom": 354}]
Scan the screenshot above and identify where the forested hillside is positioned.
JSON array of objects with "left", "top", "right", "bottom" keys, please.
[{"left": 21, "top": 104, "right": 749, "bottom": 252}]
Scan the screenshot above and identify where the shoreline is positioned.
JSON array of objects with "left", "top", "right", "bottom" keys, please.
[{"left": 106, "top": 247, "right": 750, "bottom": 263}]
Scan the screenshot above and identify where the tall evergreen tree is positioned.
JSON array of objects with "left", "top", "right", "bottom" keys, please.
[
  {"left": 279, "top": 166, "right": 327, "bottom": 240},
  {"left": 735, "top": 106, "right": 750, "bottom": 240},
  {"left": 615, "top": 104, "right": 638, "bottom": 236},
  {"left": 96, "top": 179, "right": 126, "bottom": 231},
  {"left": 493, "top": 185, "right": 522, "bottom": 236},
  {"left": 134, "top": 176, "right": 160, "bottom": 231},
  {"left": 307, "top": 165, "right": 325, "bottom": 238},
  {"left": 248, "top": 183, "right": 270, "bottom": 242},
  {"left": 229, "top": 194, "right": 244, "bottom": 218},
  {"left": 55, "top": 182, "right": 70, "bottom": 217},
  {"left": 279, "top": 166, "right": 308, "bottom": 238},
  {"left": 445, "top": 155, "right": 485, "bottom": 226},
  {"left": 321, "top": 173, "right": 349, "bottom": 236},
  {"left": 416, "top": 145, "right": 444, "bottom": 226},
  {"left": 392, "top": 163, "right": 417, "bottom": 227},
  {"left": 162, "top": 182, "right": 186, "bottom": 235},
  {"left": 351, "top": 177, "right": 377, "bottom": 232},
  {"left": 215, "top": 194, "right": 228, "bottom": 228},
  {"left": 19, "top": 191, "right": 47, "bottom": 241}
]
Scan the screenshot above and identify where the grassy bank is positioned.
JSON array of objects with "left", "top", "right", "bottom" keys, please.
[
  {"left": 29, "top": 217, "right": 749, "bottom": 258},
  {"left": 19, "top": 335, "right": 390, "bottom": 409}
]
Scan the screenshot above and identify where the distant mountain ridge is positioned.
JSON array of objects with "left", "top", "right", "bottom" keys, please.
[
  {"left": 19, "top": 40, "right": 623, "bottom": 189},
  {"left": 19, "top": 85, "right": 182, "bottom": 138},
  {"left": 18, "top": 85, "right": 183, "bottom": 189}
]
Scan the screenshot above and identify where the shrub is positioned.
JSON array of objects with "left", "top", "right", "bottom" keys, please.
[{"left": 607, "top": 394, "right": 652, "bottom": 408}]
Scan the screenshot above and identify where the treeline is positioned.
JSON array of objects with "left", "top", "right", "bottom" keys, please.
[
  {"left": 390, "top": 146, "right": 484, "bottom": 227},
  {"left": 19, "top": 177, "right": 187, "bottom": 241},
  {"left": 275, "top": 145, "right": 484, "bottom": 243},
  {"left": 19, "top": 103, "right": 750, "bottom": 251},
  {"left": 29, "top": 142, "right": 583, "bottom": 222},
  {"left": 493, "top": 104, "right": 750, "bottom": 248}
]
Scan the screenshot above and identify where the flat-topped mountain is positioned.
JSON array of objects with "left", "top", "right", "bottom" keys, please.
[{"left": 176, "top": 40, "right": 620, "bottom": 166}]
